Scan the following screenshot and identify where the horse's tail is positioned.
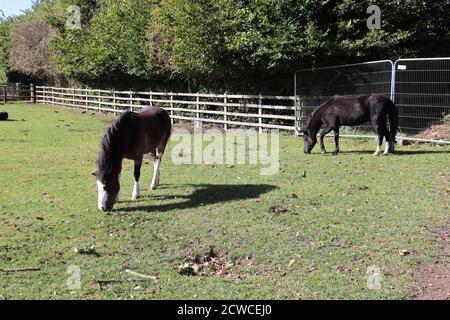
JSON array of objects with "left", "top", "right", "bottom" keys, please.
[
  {"left": 157, "top": 108, "right": 172, "bottom": 156},
  {"left": 387, "top": 99, "right": 399, "bottom": 150}
]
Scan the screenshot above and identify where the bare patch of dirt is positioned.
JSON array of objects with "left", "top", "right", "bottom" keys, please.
[
  {"left": 178, "top": 247, "right": 257, "bottom": 279},
  {"left": 268, "top": 204, "right": 298, "bottom": 215},
  {"left": 414, "top": 124, "right": 450, "bottom": 141},
  {"left": 411, "top": 220, "right": 450, "bottom": 300}
]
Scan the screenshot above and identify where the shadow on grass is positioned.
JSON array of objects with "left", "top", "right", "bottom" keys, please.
[
  {"left": 116, "top": 184, "right": 277, "bottom": 213},
  {"left": 336, "top": 149, "right": 450, "bottom": 155}
]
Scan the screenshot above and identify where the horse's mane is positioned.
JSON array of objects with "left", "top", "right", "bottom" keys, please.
[
  {"left": 305, "top": 96, "right": 335, "bottom": 129},
  {"left": 97, "top": 111, "right": 133, "bottom": 176}
]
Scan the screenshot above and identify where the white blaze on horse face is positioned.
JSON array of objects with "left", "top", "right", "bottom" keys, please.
[
  {"left": 151, "top": 159, "right": 161, "bottom": 190},
  {"left": 97, "top": 180, "right": 108, "bottom": 211},
  {"left": 132, "top": 181, "right": 140, "bottom": 200}
]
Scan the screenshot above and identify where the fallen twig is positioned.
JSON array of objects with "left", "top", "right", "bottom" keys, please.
[
  {"left": 0, "top": 267, "right": 41, "bottom": 273},
  {"left": 125, "top": 269, "right": 159, "bottom": 280},
  {"left": 158, "top": 234, "right": 169, "bottom": 241},
  {"left": 94, "top": 277, "right": 157, "bottom": 288}
]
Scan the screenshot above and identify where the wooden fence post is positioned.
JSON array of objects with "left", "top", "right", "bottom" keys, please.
[
  {"left": 196, "top": 94, "right": 200, "bottom": 128},
  {"left": 30, "top": 83, "right": 36, "bottom": 103},
  {"left": 14, "top": 83, "right": 19, "bottom": 102},
  {"left": 113, "top": 91, "right": 117, "bottom": 116},
  {"left": 51, "top": 86, "right": 55, "bottom": 106},
  {"left": 2, "top": 86, "right": 6, "bottom": 103},
  {"left": 170, "top": 92, "right": 174, "bottom": 124},
  {"left": 41, "top": 86, "right": 44, "bottom": 104},
  {"left": 85, "top": 88, "right": 88, "bottom": 111},
  {"left": 258, "top": 93, "right": 263, "bottom": 134},
  {"left": 129, "top": 92, "right": 133, "bottom": 111},
  {"left": 294, "top": 95, "right": 301, "bottom": 135},
  {"left": 224, "top": 93, "right": 228, "bottom": 131},
  {"left": 98, "top": 89, "right": 101, "bottom": 113},
  {"left": 149, "top": 93, "right": 153, "bottom": 107}
]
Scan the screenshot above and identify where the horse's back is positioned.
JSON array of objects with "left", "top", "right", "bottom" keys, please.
[
  {"left": 135, "top": 106, "right": 171, "bottom": 131},
  {"left": 137, "top": 106, "right": 170, "bottom": 121},
  {"left": 323, "top": 95, "right": 371, "bottom": 125},
  {"left": 321, "top": 94, "right": 393, "bottom": 126},
  {"left": 124, "top": 106, "right": 172, "bottom": 158}
]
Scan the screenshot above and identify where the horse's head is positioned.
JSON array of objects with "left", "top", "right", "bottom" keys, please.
[
  {"left": 301, "top": 129, "right": 317, "bottom": 154},
  {"left": 95, "top": 170, "right": 120, "bottom": 212}
]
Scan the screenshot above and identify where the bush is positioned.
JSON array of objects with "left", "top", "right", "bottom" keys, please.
[{"left": 8, "top": 19, "right": 56, "bottom": 82}]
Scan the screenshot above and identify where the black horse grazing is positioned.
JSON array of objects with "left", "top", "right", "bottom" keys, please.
[
  {"left": 95, "top": 107, "right": 172, "bottom": 211},
  {"left": 301, "top": 95, "right": 398, "bottom": 155}
]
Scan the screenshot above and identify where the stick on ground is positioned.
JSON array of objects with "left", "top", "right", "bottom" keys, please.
[{"left": 0, "top": 268, "right": 41, "bottom": 273}]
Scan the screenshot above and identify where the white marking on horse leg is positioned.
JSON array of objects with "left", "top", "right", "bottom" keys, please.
[
  {"left": 383, "top": 142, "right": 390, "bottom": 155},
  {"left": 97, "top": 180, "right": 108, "bottom": 211},
  {"left": 150, "top": 159, "right": 161, "bottom": 190},
  {"left": 116, "top": 173, "right": 121, "bottom": 202},
  {"left": 372, "top": 136, "right": 381, "bottom": 156},
  {"left": 131, "top": 181, "right": 140, "bottom": 200}
]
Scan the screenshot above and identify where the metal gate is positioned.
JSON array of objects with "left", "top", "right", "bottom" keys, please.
[
  {"left": 393, "top": 58, "right": 450, "bottom": 133},
  {"left": 294, "top": 60, "right": 394, "bottom": 133}
]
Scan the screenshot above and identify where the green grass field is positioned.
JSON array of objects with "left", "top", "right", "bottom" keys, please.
[{"left": 0, "top": 103, "right": 448, "bottom": 300}]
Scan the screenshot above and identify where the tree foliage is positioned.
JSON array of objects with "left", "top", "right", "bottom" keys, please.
[
  {"left": 0, "top": 13, "right": 14, "bottom": 83},
  {"left": 0, "top": 0, "right": 448, "bottom": 92},
  {"left": 47, "top": 0, "right": 156, "bottom": 86}
]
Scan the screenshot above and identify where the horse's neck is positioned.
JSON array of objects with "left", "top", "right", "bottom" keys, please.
[
  {"left": 308, "top": 109, "right": 323, "bottom": 134},
  {"left": 110, "top": 153, "right": 124, "bottom": 175},
  {"left": 108, "top": 131, "right": 127, "bottom": 175},
  {"left": 102, "top": 146, "right": 124, "bottom": 177}
]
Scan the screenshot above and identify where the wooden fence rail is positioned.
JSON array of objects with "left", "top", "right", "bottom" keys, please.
[
  {"left": 2, "top": 83, "right": 448, "bottom": 144},
  {"left": 35, "top": 86, "right": 297, "bottom": 132},
  {"left": 0, "top": 83, "right": 35, "bottom": 104}
]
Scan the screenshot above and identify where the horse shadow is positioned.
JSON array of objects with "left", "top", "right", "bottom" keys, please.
[
  {"left": 337, "top": 149, "right": 450, "bottom": 155},
  {"left": 116, "top": 184, "right": 277, "bottom": 213}
]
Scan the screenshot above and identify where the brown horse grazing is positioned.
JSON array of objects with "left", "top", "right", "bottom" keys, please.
[
  {"left": 95, "top": 107, "right": 172, "bottom": 212},
  {"left": 301, "top": 94, "right": 398, "bottom": 155}
]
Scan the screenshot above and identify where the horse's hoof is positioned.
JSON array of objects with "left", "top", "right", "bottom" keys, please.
[
  {"left": 321, "top": 150, "right": 326, "bottom": 155},
  {"left": 150, "top": 185, "right": 157, "bottom": 191},
  {"left": 373, "top": 152, "right": 381, "bottom": 156},
  {"left": 131, "top": 194, "right": 140, "bottom": 200}
]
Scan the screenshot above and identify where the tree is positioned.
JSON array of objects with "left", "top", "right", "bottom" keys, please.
[
  {"left": 8, "top": 18, "right": 56, "bottom": 82},
  {"left": 147, "top": 0, "right": 331, "bottom": 89},
  {"left": 47, "top": 0, "right": 157, "bottom": 87},
  {"left": 3, "top": 0, "right": 448, "bottom": 92},
  {"left": 147, "top": 0, "right": 449, "bottom": 92},
  {"left": 0, "top": 12, "right": 14, "bottom": 83}
]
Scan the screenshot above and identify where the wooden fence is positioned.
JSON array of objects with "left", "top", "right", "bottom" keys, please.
[
  {"left": 35, "top": 86, "right": 297, "bottom": 132},
  {"left": 0, "top": 83, "right": 35, "bottom": 103},
  {"left": 0, "top": 83, "right": 446, "bottom": 143}
]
